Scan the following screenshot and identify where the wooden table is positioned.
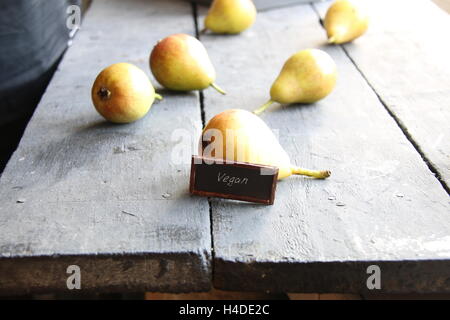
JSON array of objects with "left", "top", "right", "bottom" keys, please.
[{"left": 0, "top": 0, "right": 449, "bottom": 295}]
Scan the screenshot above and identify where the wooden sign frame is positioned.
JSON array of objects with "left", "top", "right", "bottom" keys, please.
[{"left": 189, "top": 155, "right": 279, "bottom": 205}]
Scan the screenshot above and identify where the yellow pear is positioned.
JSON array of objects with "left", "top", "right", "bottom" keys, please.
[
  {"left": 91, "top": 63, "right": 162, "bottom": 123},
  {"left": 150, "top": 33, "right": 225, "bottom": 94},
  {"left": 254, "top": 49, "right": 337, "bottom": 115},
  {"left": 324, "top": 0, "right": 369, "bottom": 44},
  {"left": 204, "top": 0, "right": 257, "bottom": 34},
  {"left": 200, "top": 109, "right": 330, "bottom": 180}
]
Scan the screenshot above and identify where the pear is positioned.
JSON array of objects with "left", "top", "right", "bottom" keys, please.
[
  {"left": 203, "top": 0, "right": 257, "bottom": 34},
  {"left": 324, "top": 0, "right": 369, "bottom": 44},
  {"left": 254, "top": 49, "right": 337, "bottom": 115},
  {"left": 150, "top": 33, "right": 225, "bottom": 94},
  {"left": 200, "top": 109, "right": 330, "bottom": 180},
  {"left": 91, "top": 63, "right": 162, "bottom": 123}
]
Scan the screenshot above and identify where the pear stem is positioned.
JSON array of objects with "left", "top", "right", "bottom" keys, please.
[
  {"left": 253, "top": 100, "right": 274, "bottom": 115},
  {"left": 327, "top": 36, "right": 337, "bottom": 44},
  {"left": 291, "top": 166, "right": 331, "bottom": 179},
  {"left": 210, "top": 82, "right": 227, "bottom": 95},
  {"left": 154, "top": 93, "right": 163, "bottom": 100},
  {"left": 200, "top": 28, "right": 208, "bottom": 34}
]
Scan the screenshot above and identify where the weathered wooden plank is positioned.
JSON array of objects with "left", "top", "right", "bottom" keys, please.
[
  {"left": 315, "top": 0, "right": 450, "bottom": 190},
  {"left": 0, "top": 0, "right": 211, "bottom": 294},
  {"left": 198, "top": 3, "right": 450, "bottom": 293}
]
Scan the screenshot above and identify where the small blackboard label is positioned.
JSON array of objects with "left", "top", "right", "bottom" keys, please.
[{"left": 189, "top": 156, "right": 279, "bottom": 205}]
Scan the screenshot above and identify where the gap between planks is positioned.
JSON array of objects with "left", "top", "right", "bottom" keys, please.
[{"left": 191, "top": 1, "right": 216, "bottom": 283}]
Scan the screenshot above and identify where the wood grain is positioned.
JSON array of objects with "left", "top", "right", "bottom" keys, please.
[
  {"left": 315, "top": 0, "right": 450, "bottom": 190},
  {"left": 0, "top": 0, "right": 211, "bottom": 294},
  {"left": 198, "top": 2, "right": 450, "bottom": 293}
]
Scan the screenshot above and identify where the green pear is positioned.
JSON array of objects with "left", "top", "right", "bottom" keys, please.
[
  {"left": 200, "top": 109, "right": 330, "bottom": 180},
  {"left": 325, "top": 0, "right": 369, "bottom": 44},
  {"left": 150, "top": 33, "right": 225, "bottom": 94},
  {"left": 203, "top": 0, "right": 257, "bottom": 34},
  {"left": 254, "top": 49, "right": 337, "bottom": 115}
]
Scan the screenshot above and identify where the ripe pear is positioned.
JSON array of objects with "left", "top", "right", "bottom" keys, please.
[
  {"left": 203, "top": 0, "right": 257, "bottom": 34},
  {"left": 324, "top": 0, "right": 369, "bottom": 44},
  {"left": 200, "top": 109, "right": 330, "bottom": 180},
  {"left": 150, "top": 33, "right": 225, "bottom": 94},
  {"left": 91, "top": 63, "right": 162, "bottom": 123},
  {"left": 254, "top": 49, "right": 337, "bottom": 115}
]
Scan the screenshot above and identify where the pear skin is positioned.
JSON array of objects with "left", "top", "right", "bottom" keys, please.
[
  {"left": 150, "top": 34, "right": 225, "bottom": 94},
  {"left": 204, "top": 0, "right": 257, "bottom": 34},
  {"left": 324, "top": 0, "right": 369, "bottom": 44},
  {"left": 254, "top": 49, "right": 337, "bottom": 115},
  {"left": 200, "top": 109, "right": 330, "bottom": 180},
  {"left": 91, "top": 63, "right": 161, "bottom": 123}
]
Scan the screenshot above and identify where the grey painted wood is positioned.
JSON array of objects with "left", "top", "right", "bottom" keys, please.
[
  {"left": 0, "top": 0, "right": 211, "bottom": 294},
  {"left": 198, "top": 3, "right": 450, "bottom": 293},
  {"left": 315, "top": 0, "right": 450, "bottom": 190}
]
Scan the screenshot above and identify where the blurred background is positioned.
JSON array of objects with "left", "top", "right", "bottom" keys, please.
[{"left": 0, "top": 0, "right": 89, "bottom": 172}]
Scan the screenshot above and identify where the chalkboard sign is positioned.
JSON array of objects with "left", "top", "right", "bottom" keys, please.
[{"left": 189, "top": 156, "right": 279, "bottom": 205}]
